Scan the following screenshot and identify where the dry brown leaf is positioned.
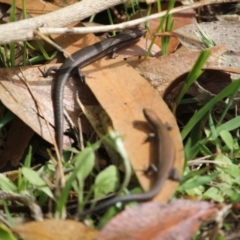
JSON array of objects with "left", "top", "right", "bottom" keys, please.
[
  {"left": 117, "top": 37, "right": 160, "bottom": 58},
  {"left": 52, "top": 0, "right": 78, "bottom": 7},
  {"left": 167, "top": 9, "right": 197, "bottom": 53},
  {"left": 0, "top": 0, "right": 59, "bottom": 16},
  {"left": 0, "top": 118, "right": 34, "bottom": 170},
  {"left": 83, "top": 56, "right": 184, "bottom": 201},
  {"left": 3, "top": 169, "right": 20, "bottom": 181},
  {"left": 127, "top": 45, "right": 227, "bottom": 97},
  {"left": 0, "top": 66, "right": 94, "bottom": 150},
  {"left": 97, "top": 200, "right": 218, "bottom": 240},
  {"left": 13, "top": 219, "right": 98, "bottom": 240}
]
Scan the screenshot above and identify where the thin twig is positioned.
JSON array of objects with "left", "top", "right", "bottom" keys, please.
[
  {"left": 38, "top": 0, "right": 238, "bottom": 35},
  {"left": 0, "top": 190, "right": 43, "bottom": 221}
]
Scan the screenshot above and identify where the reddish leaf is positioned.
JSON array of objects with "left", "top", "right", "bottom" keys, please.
[{"left": 97, "top": 200, "right": 217, "bottom": 240}]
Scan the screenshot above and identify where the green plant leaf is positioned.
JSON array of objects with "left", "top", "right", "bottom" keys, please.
[
  {"left": 71, "top": 147, "right": 96, "bottom": 210},
  {"left": 0, "top": 111, "right": 15, "bottom": 129},
  {"left": 225, "top": 164, "right": 240, "bottom": 179},
  {"left": 56, "top": 143, "right": 100, "bottom": 217},
  {"left": 203, "top": 187, "right": 224, "bottom": 202},
  {"left": 185, "top": 186, "right": 204, "bottom": 196},
  {"left": 176, "top": 50, "right": 211, "bottom": 105},
  {"left": 24, "top": 146, "right": 32, "bottom": 168},
  {"left": 72, "top": 147, "right": 95, "bottom": 182},
  {"left": 178, "top": 172, "right": 219, "bottom": 192},
  {"left": 22, "top": 167, "right": 46, "bottom": 187},
  {"left": 0, "top": 174, "right": 17, "bottom": 192},
  {"left": 21, "top": 167, "right": 54, "bottom": 199},
  {"left": 94, "top": 166, "right": 119, "bottom": 198},
  {"left": 181, "top": 79, "right": 240, "bottom": 140},
  {"left": 216, "top": 116, "right": 240, "bottom": 133},
  {"left": 0, "top": 223, "right": 17, "bottom": 240},
  {"left": 219, "top": 171, "right": 234, "bottom": 185},
  {"left": 219, "top": 130, "right": 234, "bottom": 152}
]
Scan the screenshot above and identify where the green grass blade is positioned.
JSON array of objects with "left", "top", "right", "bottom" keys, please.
[
  {"left": 181, "top": 79, "right": 240, "bottom": 140},
  {"left": 176, "top": 50, "right": 211, "bottom": 105}
]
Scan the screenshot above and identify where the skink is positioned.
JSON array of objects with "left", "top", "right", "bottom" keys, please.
[
  {"left": 46, "top": 27, "right": 146, "bottom": 155},
  {"left": 80, "top": 108, "right": 176, "bottom": 216}
]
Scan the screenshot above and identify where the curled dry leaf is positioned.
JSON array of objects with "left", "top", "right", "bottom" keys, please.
[
  {"left": 127, "top": 45, "right": 227, "bottom": 97},
  {"left": 163, "top": 69, "right": 232, "bottom": 104},
  {"left": 97, "top": 200, "right": 218, "bottom": 240}
]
